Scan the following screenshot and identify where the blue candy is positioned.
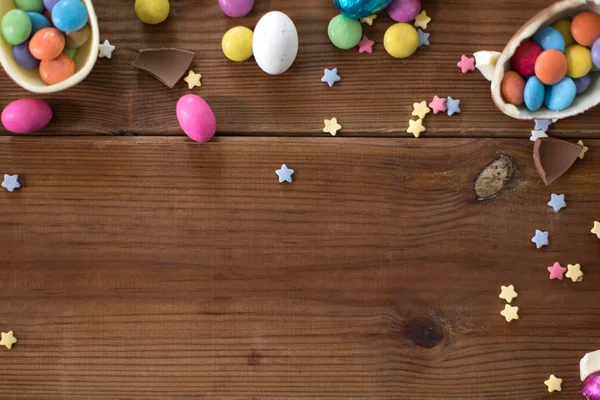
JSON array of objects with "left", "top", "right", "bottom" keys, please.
[
  {"left": 52, "top": 0, "right": 88, "bottom": 32},
  {"left": 524, "top": 76, "right": 545, "bottom": 111},
  {"left": 532, "top": 26, "right": 565, "bottom": 51},
  {"left": 26, "top": 12, "right": 50, "bottom": 35},
  {"left": 545, "top": 77, "right": 576, "bottom": 111},
  {"left": 573, "top": 74, "right": 591, "bottom": 94},
  {"left": 333, "top": 0, "right": 393, "bottom": 19}
]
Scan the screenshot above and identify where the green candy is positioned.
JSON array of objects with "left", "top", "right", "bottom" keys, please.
[
  {"left": 14, "top": 0, "right": 44, "bottom": 12},
  {"left": 1, "top": 9, "right": 32, "bottom": 45},
  {"left": 592, "top": 64, "right": 599, "bottom": 73},
  {"left": 328, "top": 14, "right": 363, "bottom": 50},
  {"left": 63, "top": 47, "right": 77, "bottom": 58}
]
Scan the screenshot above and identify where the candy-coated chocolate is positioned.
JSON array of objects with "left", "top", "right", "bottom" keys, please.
[
  {"left": 135, "top": 0, "right": 170, "bottom": 25},
  {"left": 565, "top": 44, "right": 592, "bottom": 78},
  {"left": 65, "top": 24, "right": 90, "bottom": 48},
  {"left": 176, "top": 94, "right": 217, "bottom": 143},
  {"left": 524, "top": 76, "right": 545, "bottom": 111},
  {"left": 52, "top": 0, "right": 89, "bottom": 32},
  {"left": 222, "top": 26, "right": 253, "bottom": 62},
  {"left": 544, "top": 77, "right": 576, "bottom": 111},
  {"left": 532, "top": 26, "right": 565, "bottom": 51},
  {"left": 328, "top": 14, "right": 362, "bottom": 50},
  {"left": 11, "top": 41, "right": 40, "bottom": 69},
  {"left": 253, "top": 11, "right": 298, "bottom": 75},
  {"left": 511, "top": 41, "right": 543, "bottom": 77},
  {"left": 552, "top": 20, "right": 575, "bottom": 46},
  {"left": 1, "top": 9, "right": 32, "bottom": 45},
  {"left": 501, "top": 71, "right": 525, "bottom": 105},
  {"left": 63, "top": 47, "right": 76, "bottom": 58},
  {"left": 384, "top": 22, "right": 418, "bottom": 58},
  {"left": 535, "top": 49, "right": 567, "bottom": 85},
  {"left": 387, "top": 0, "right": 421, "bottom": 23},
  {"left": 29, "top": 27, "right": 65, "bottom": 61},
  {"left": 43, "top": 0, "right": 61, "bottom": 11},
  {"left": 218, "top": 0, "right": 254, "bottom": 18},
  {"left": 1, "top": 98, "right": 52, "bottom": 134},
  {"left": 39, "top": 53, "right": 75, "bottom": 85},
  {"left": 15, "top": 0, "right": 44, "bottom": 12},
  {"left": 571, "top": 11, "right": 600, "bottom": 47},
  {"left": 592, "top": 38, "right": 600, "bottom": 68},
  {"left": 574, "top": 74, "right": 591, "bottom": 94},
  {"left": 26, "top": 12, "right": 50, "bottom": 34}
]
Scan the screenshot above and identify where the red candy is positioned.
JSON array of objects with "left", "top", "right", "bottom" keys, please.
[{"left": 511, "top": 41, "right": 543, "bottom": 77}]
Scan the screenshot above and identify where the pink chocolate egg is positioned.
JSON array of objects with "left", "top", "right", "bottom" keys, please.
[
  {"left": 176, "top": 94, "right": 216, "bottom": 143},
  {"left": 1, "top": 98, "right": 52, "bottom": 134}
]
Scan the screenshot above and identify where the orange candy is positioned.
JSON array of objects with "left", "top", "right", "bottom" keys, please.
[
  {"left": 535, "top": 49, "right": 568, "bottom": 85},
  {"left": 29, "top": 28, "right": 65, "bottom": 61},
  {"left": 571, "top": 11, "right": 600, "bottom": 47},
  {"left": 501, "top": 71, "right": 525, "bottom": 106},
  {"left": 39, "top": 54, "right": 75, "bottom": 85}
]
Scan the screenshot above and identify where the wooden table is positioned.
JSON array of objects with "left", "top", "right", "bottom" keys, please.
[{"left": 1, "top": 1, "right": 599, "bottom": 399}]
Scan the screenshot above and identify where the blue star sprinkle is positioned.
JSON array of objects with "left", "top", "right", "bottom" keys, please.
[
  {"left": 531, "top": 229, "right": 549, "bottom": 249},
  {"left": 275, "top": 164, "right": 295, "bottom": 183},
  {"left": 446, "top": 97, "right": 461, "bottom": 116},
  {"left": 1, "top": 174, "right": 20, "bottom": 192},
  {"left": 547, "top": 193, "right": 566, "bottom": 212},
  {"left": 417, "top": 29, "right": 430, "bottom": 47},
  {"left": 321, "top": 68, "right": 341, "bottom": 87},
  {"left": 534, "top": 119, "right": 552, "bottom": 131}
]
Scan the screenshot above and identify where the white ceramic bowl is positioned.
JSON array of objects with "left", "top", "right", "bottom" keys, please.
[
  {"left": 0, "top": 0, "right": 99, "bottom": 93},
  {"left": 491, "top": 0, "right": 600, "bottom": 120}
]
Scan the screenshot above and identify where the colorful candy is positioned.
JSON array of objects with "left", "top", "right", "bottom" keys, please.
[
  {"left": 384, "top": 23, "right": 418, "bottom": 58},
  {"left": 15, "top": 0, "right": 44, "bottom": 13},
  {"left": 29, "top": 27, "right": 65, "bottom": 61},
  {"left": 593, "top": 38, "right": 600, "bottom": 68},
  {"left": 1, "top": 98, "right": 52, "bottom": 134},
  {"left": 1, "top": 9, "right": 32, "bottom": 45},
  {"left": 524, "top": 76, "right": 545, "bottom": 111},
  {"left": 43, "top": 0, "right": 61, "bottom": 11},
  {"left": 500, "top": 71, "right": 525, "bottom": 106},
  {"left": 387, "top": 0, "right": 421, "bottom": 23},
  {"left": 218, "top": 0, "right": 254, "bottom": 18},
  {"left": 564, "top": 44, "right": 592, "bottom": 78},
  {"left": 135, "top": 0, "right": 170, "bottom": 25},
  {"left": 552, "top": 20, "right": 575, "bottom": 46},
  {"left": 12, "top": 41, "right": 40, "bottom": 69},
  {"left": 176, "top": 94, "right": 217, "bottom": 143},
  {"left": 39, "top": 53, "right": 75, "bottom": 85},
  {"left": 65, "top": 24, "right": 91, "bottom": 48},
  {"left": 222, "top": 26, "right": 253, "bottom": 62},
  {"left": 511, "top": 41, "right": 543, "bottom": 77},
  {"left": 532, "top": 26, "right": 565, "bottom": 51},
  {"left": 328, "top": 14, "right": 363, "bottom": 50},
  {"left": 571, "top": 11, "right": 600, "bottom": 47},
  {"left": 26, "top": 12, "right": 50, "bottom": 34},
  {"left": 535, "top": 49, "right": 567, "bottom": 85},
  {"left": 574, "top": 74, "right": 592, "bottom": 94},
  {"left": 52, "top": 0, "right": 89, "bottom": 32},
  {"left": 544, "top": 77, "right": 576, "bottom": 111}
]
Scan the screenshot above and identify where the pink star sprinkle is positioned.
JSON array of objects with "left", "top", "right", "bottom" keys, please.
[
  {"left": 358, "top": 35, "right": 375, "bottom": 54},
  {"left": 429, "top": 96, "right": 447, "bottom": 114},
  {"left": 457, "top": 55, "right": 475, "bottom": 73},
  {"left": 547, "top": 262, "right": 566, "bottom": 280}
]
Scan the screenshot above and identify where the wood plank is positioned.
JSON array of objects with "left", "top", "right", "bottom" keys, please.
[
  {"left": 0, "top": 136, "right": 599, "bottom": 399},
  {"left": 1, "top": 0, "right": 599, "bottom": 137}
]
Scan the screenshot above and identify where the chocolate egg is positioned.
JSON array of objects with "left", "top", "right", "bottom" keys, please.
[{"left": 333, "top": 0, "right": 393, "bottom": 19}]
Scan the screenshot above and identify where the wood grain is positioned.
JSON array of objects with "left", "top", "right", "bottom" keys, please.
[
  {"left": 1, "top": 0, "right": 599, "bottom": 137},
  {"left": 0, "top": 136, "right": 599, "bottom": 399}
]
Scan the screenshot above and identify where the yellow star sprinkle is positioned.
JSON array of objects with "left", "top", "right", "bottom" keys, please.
[
  {"left": 360, "top": 14, "right": 377, "bottom": 25},
  {"left": 183, "top": 70, "right": 202, "bottom": 89},
  {"left": 0, "top": 331, "right": 17, "bottom": 350},
  {"left": 566, "top": 264, "right": 583, "bottom": 282},
  {"left": 499, "top": 285, "right": 518, "bottom": 303},
  {"left": 500, "top": 304, "right": 519, "bottom": 322},
  {"left": 578, "top": 140, "right": 589, "bottom": 159},
  {"left": 323, "top": 118, "right": 342, "bottom": 136},
  {"left": 412, "top": 101, "right": 431, "bottom": 120},
  {"left": 414, "top": 11, "right": 431, "bottom": 30},
  {"left": 407, "top": 119, "right": 425, "bottom": 138},
  {"left": 544, "top": 374, "right": 562, "bottom": 392},
  {"left": 592, "top": 221, "right": 600, "bottom": 239}
]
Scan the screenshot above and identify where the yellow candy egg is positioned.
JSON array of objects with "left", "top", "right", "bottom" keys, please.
[
  {"left": 222, "top": 26, "right": 253, "bottom": 62},
  {"left": 384, "top": 23, "right": 418, "bottom": 59},
  {"left": 552, "top": 20, "right": 575, "bottom": 46},
  {"left": 135, "top": 0, "right": 170, "bottom": 25},
  {"left": 565, "top": 44, "right": 592, "bottom": 78}
]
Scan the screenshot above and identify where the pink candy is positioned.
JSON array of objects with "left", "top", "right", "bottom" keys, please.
[
  {"left": 176, "top": 95, "right": 217, "bottom": 143},
  {"left": 1, "top": 98, "right": 52, "bottom": 134},
  {"left": 387, "top": 0, "right": 421, "bottom": 22}
]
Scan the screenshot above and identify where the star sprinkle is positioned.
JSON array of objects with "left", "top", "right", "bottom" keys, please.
[
  {"left": 446, "top": 97, "right": 461, "bottom": 116},
  {"left": 358, "top": 35, "right": 374, "bottom": 54},
  {"left": 544, "top": 375, "right": 562, "bottom": 392},
  {"left": 99, "top": 39, "right": 115, "bottom": 59},
  {"left": 414, "top": 10, "right": 431, "bottom": 30},
  {"left": 2, "top": 174, "right": 20, "bottom": 192},
  {"left": 417, "top": 29, "right": 430, "bottom": 47},
  {"left": 183, "top": 70, "right": 201, "bottom": 89},
  {"left": 457, "top": 55, "right": 475, "bottom": 73},
  {"left": 429, "top": 96, "right": 447, "bottom": 114},
  {"left": 591, "top": 221, "right": 600, "bottom": 239},
  {"left": 547, "top": 262, "right": 566, "bottom": 280},
  {"left": 578, "top": 140, "right": 588, "bottom": 159},
  {"left": 323, "top": 118, "right": 342, "bottom": 136},
  {"left": 321, "top": 68, "right": 341, "bottom": 87},
  {"left": 531, "top": 230, "right": 549, "bottom": 249},
  {"left": 499, "top": 285, "right": 518, "bottom": 304},
  {"left": 547, "top": 193, "right": 566, "bottom": 212},
  {"left": 275, "top": 164, "right": 294, "bottom": 183},
  {"left": 534, "top": 119, "right": 552, "bottom": 131},
  {"left": 407, "top": 119, "right": 425, "bottom": 138},
  {"left": 360, "top": 14, "right": 377, "bottom": 25},
  {"left": 0, "top": 331, "right": 17, "bottom": 350},
  {"left": 566, "top": 263, "right": 583, "bottom": 282},
  {"left": 530, "top": 130, "right": 548, "bottom": 142},
  {"left": 412, "top": 101, "right": 431, "bottom": 119},
  {"left": 500, "top": 304, "right": 519, "bottom": 322}
]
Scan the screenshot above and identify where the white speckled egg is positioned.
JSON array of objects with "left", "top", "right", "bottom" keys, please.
[{"left": 252, "top": 11, "right": 298, "bottom": 75}]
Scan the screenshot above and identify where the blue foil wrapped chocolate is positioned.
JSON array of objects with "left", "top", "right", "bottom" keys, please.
[{"left": 333, "top": 0, "right": 393, "bottom": 19}]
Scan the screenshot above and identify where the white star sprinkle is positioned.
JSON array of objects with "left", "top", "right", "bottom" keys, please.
[
  {"left": 2, "top": 174, "right": 21, "bottom": 192},
  {"left": 99, "top": 40, "right": 116, "bottom": 59},
  {"left": 275, "top": 164, "right": 295, "bottom": 183},
  {"left": 530, "top": 130, "right": 548, "bottom": 142}
]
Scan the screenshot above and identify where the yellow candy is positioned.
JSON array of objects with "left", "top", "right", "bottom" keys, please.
[
  {"left": 552, "top": 20, "right": 574, "bottom": 46},
  {"left": 565, "top": 44, "right": 592, "bottom": 78},
  {"left": 135, "top": 0, "right": 170, "bottom": 25},
  {"left": 222, "top": 26, "right": 253, "bottom": 62},
  {"left": 384, "top": 23, "right": 418, "bottom": 59}
]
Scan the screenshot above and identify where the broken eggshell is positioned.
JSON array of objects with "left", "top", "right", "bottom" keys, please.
[{"left": 491, "top": 0, "right": 600, "bottom": 120}]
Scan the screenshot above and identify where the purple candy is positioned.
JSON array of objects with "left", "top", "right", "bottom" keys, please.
[
  {"left": 43, "top": 0, "right": 61, "bottom": 11},
  {"left": 583, "top": 371, "right": 600, "bottom": 400},
  {"left": 574, "top": 74, "right": 592, "bottom": 94},
  {"left": 11, "top": 42, "right": 40, "bottom": 70},
  {"left": 592, "top": 38, "right": 600, "bottom": 69},
  {"left": 387, "top": 0, "right": 421, "bottom": 22},
  {"left": 218, "top": 0, "right": 254, "bottom": 18}
]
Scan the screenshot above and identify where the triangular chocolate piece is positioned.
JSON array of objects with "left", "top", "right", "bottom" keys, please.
[
  {"left": 533, "top": 138, "right": 583, "bottom": 185},
  {"left": 132, "top": 48, "right": 195, "bottom": 88}
]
